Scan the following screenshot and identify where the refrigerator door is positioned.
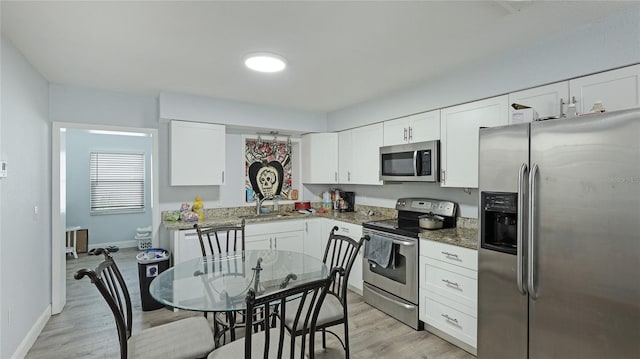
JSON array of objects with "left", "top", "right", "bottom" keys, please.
[
  {"left": 529, "top": 109, "right": 640, "bottom": 358},
  {"left": 477, "top": 124, "right": 529, "bottom": 359}
]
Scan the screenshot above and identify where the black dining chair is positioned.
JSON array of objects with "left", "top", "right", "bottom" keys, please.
[
  {"left": 194, "top": 221, "right": 247, "bottom": 345},
  {"left": 74, "top": 248, "right": 215, "bottom": 359},
  {"left": 207, "top": 267, "right": 341, "bottom": 359},
  {"left": 283, "top": 226, "right": 369, "bottom": 358},
  {"left": 194, "top": 219, "right": 246, "bottom": 256}
]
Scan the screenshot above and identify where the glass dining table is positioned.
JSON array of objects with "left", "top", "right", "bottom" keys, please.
[{"left": 149, "top": 249, "right": 328, "bottom": 345}]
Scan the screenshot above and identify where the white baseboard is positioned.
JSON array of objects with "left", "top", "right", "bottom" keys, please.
[
  {"left": 12, "top": 304, "right": 51, "bottom": 359},
  {"left": 88, "top": 239, "right": 138, "bottom": 250}
]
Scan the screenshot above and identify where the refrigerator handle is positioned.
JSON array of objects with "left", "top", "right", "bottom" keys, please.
[
  {"left": 528, "top": 163, "right": 539, "bottom": 299},
  {"left": 517, "top": 163, "right": 528, "bottom": 295}
]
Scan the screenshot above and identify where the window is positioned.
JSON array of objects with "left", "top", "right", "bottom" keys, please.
[{"left": 90, "top": 152, "right": 145, "bottom": 214}]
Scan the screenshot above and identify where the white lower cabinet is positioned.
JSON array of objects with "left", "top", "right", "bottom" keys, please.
[
  {"left": 324, "top": 220, "right": 364, "bottom": 293},
  {"left": 170, "top": 229, "right": 203, "bottom": 265},
  {"left": 419, "top": 239, "right": 478, "bottom": 354},
  {"left": 245, "top": 220, "right": 304, "bottom": 253},
  {"left": 303, "top": 219, "right": 324, "bottom": 260}
]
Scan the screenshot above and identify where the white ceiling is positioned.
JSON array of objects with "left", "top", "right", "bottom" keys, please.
[{"left": 2, "top": 1, "right": 636, "bottom": 112}]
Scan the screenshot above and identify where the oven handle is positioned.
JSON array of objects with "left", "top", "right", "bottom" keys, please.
[
  {"left": 365, "top": 284, "right": 415, "bottom": 310},
  {"left": 390, "top": 238, "right": 415, "bottom": 247},
  {"left": 413, "top": 150, "right": 418, "bottom": 176},
  {"left": 363, "top": 230, "right": 417, "bottom": 247}
]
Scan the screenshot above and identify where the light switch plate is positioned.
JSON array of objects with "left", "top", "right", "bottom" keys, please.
[{"left": 0, "top": 161, "right": 7, "bottom": 177}]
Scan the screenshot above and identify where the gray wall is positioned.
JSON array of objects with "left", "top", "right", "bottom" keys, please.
[
  {"left": 327, "top": 9, "right": 640, "bottom": 130},
  {"left": 0, "top": 35, "right": 51, "bottom": 359},
  {"left": 65, "top": 129, "right": 153, "bottom": 247}
]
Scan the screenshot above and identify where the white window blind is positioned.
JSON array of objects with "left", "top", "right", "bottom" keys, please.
[{"left": 90, "top": 152, "right": 145, "bottom": 214}]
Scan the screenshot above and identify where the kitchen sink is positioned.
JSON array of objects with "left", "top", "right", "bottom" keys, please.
[{"left": 238, "top": 213, "right": 292, "bottom": 220}]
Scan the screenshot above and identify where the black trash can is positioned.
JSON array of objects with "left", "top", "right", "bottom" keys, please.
[{"left": 136, "top": 248, "right": 170, "bottom": 311}]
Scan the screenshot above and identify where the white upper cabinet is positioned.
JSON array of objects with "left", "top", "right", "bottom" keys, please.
[
  {"left": 301, "top": 133, "right": 339, "bottom": 184},
  {"left": 383, "top": 110, "right": 441, "bottom": 146},
  {"left": 569, "top": 64, "right": 640, "bottom": 114},
  {"left": 170, "top": 120, "right": 225, "bottom": 186},
  {"left": 508, "top": 81, "right": 570, "bottom": 121},
  {"left": 339, "top": 123, "right": 383, "bottom": 185},
  {"left": 440, "top": 95, "right": 509, "bottom": 188}
]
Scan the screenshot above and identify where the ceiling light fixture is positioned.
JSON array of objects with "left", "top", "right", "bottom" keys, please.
[{"left": 244, "top": 52, "right": 287, "bottom": 73}]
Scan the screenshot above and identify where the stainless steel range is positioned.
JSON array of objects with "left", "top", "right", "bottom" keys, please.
[{"left": 363, "top": 198, "right": 457, "bottom": 330}]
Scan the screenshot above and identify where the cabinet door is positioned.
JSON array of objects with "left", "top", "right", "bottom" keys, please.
[
  {"left": 274, "top": 231, "right": 304, "bottom": 253},
  {"left": 174, "top": 230, "right": 204, "bottom": 264},
  {"left": 245, "top": 233, "right": 272, "bottom": 250},
  {"left": 170, "top": 120, "right": 225, "bottom": 186},
  {"left": 301, "top": 133, "right": 339, "bottom": 184},
  {"left": 569, "top": 64, "right": 640, "bottom": 114},
  {"left": 338, "top": 130, "right": 352, "bottom": 183},
  {"left": 350, "top": 123, "right": 383, "bottom": 185},
  {"left": 383, "top": 117, "right": 410, "bottom": 146},
  {"left": 304, "top": 219, "right": 324, "bottom": 260},
  {"left": 440, "top": 95, "right": 509, "bottom": 188},
  {"left": 408, "top": 110, "right": 441, "bottom": 143},
  {"left": 508, "top": 81, "right": 569, "bottom": 121},
  {"left": 334, "top": 222, "right": 364, "bottom": 292}
]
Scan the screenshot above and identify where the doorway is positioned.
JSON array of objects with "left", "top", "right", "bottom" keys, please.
[{"left": 51, "top": 122, "right": 159, "bottom": 314}]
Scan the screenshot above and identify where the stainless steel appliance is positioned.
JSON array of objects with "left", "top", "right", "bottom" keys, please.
[
  {"left": 363, "top": 198, "right": 457, "bottom": 329},
  {"left": 478, "top": 109, "right": 640, "bottom": 359},
  {"left": 380, "top": 140, "right": 439, "bottom": 182}
]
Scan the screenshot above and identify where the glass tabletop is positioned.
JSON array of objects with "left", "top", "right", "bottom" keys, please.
[{"left": 149, "top": 249, "right": 328, "bottom": 312}]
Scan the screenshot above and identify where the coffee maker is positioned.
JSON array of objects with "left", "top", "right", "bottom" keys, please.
[{"left": 339, "top": 191, "right": 355, "bottom": 212}]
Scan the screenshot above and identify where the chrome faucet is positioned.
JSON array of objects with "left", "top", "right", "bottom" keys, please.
[{"left": 256, "top": 195, "right": 273, "bottom": 215}]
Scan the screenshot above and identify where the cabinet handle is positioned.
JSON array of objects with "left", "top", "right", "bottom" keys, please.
[
  {"left": 274, "top": 237, "right": 277, "bottom": 249},
  {"left": 404, "top": 127, "right": 408, "bottom": 142},
  {"left": 348, "top": 172, "right": 351, "bottom": 182},
  {"left": 442, "top": 279, "right": 460, "bottom": 287},
  {"left": 409, "top": 126, "right": 413, "bottom": 141},
  {"left": 441, "top": 313, "right": 459, "bottom": 324},
  {"left": 269, "top": 238, "right": 273, "bottom": 250},
  {"left": 221, "top": 171, "right": 225, "bottom": 184},
  {"left": 441, "top": 169, "right": 446, "bottom": 184},
  {"left": 560, "top": 98, "right": 566, "bottom": 118},
  {"left": 441, "top": 251, "right": 459, "bottom": 258},
  {"left": 334, "top": 172, "right": 338, "bottom": 182},
  {"left": 305, "top": 222, "right": 308, "bottom": 232}
]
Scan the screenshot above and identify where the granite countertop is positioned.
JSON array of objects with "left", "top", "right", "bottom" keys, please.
[
  {"left": 163, "top": 204, "right": 394, "bottom": 231},
  {"left": 418, "top": 219, "right": 479, "bottom": 250}
]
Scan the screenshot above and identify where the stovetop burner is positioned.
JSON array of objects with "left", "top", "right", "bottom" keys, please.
[{"left": 363, "top": 198, "right": 458, "bottom": 238}]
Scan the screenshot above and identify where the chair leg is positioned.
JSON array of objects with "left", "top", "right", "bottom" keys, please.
[
  {"left": 322, "top": 328, "right": 326, "bottom": 349},
  {"left": 344, "top": 321, "right": 350, "bottom": 359}
]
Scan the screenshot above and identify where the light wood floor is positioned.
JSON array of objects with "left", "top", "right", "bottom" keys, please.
[{"left": 26, "top": 248, "right": 474, "bottom": 359}]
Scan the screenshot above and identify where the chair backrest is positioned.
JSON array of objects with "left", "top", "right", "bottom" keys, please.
[
  {"left": 243, "top": 268, "right": 340, "bottom": 359},
  {"left": 74, "top": 248, "right": 132, "bottom": 359},
  {"left": 194, "top": 219, "right": 246, "bottom": 256},
  {"left": 322, "top": 226, "right": 369, "bottom": 303}
]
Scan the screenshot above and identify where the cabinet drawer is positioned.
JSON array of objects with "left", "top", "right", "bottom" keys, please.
[
  {"left": 421, "top": 239, "right": 477, "bottom": 271},
  {"left": 246, "top": 219, "right": 305, "bottom": 236},
  {"left": 424, "top": 295, "right": 477, "bottom": 348},
  {"left": 421, "top": 262, "right": 477, "bottom": 313}
]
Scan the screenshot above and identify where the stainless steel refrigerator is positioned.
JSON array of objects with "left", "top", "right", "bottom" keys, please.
[{"left": 477, "top": 108, "right": 640, "bottom": 358}]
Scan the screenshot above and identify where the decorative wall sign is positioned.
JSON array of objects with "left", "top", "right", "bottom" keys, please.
[{"left": 245, "top": 138, "right": 293, "bottom": 201}]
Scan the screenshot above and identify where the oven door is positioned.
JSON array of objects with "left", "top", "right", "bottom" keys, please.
[{"left": 363, "top": 229, "right": 418, "bottom": 303}]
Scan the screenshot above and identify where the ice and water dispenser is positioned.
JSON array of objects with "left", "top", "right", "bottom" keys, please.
[{"left": 481, "top": 192, "right": 518, "bottom": 255}]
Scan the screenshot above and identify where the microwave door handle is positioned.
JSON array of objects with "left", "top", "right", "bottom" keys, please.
[{"left": 413, "top": 150, "right": 418, "bottom": 176}]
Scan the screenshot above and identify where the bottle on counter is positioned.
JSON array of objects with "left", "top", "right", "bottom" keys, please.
[{"left": 192, "top": 196, "right": 204, "bottom": 222}]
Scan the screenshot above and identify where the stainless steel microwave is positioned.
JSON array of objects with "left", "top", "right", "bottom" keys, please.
[{"left": 379, "top": 140, "right": 439, "bottom": 182}]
